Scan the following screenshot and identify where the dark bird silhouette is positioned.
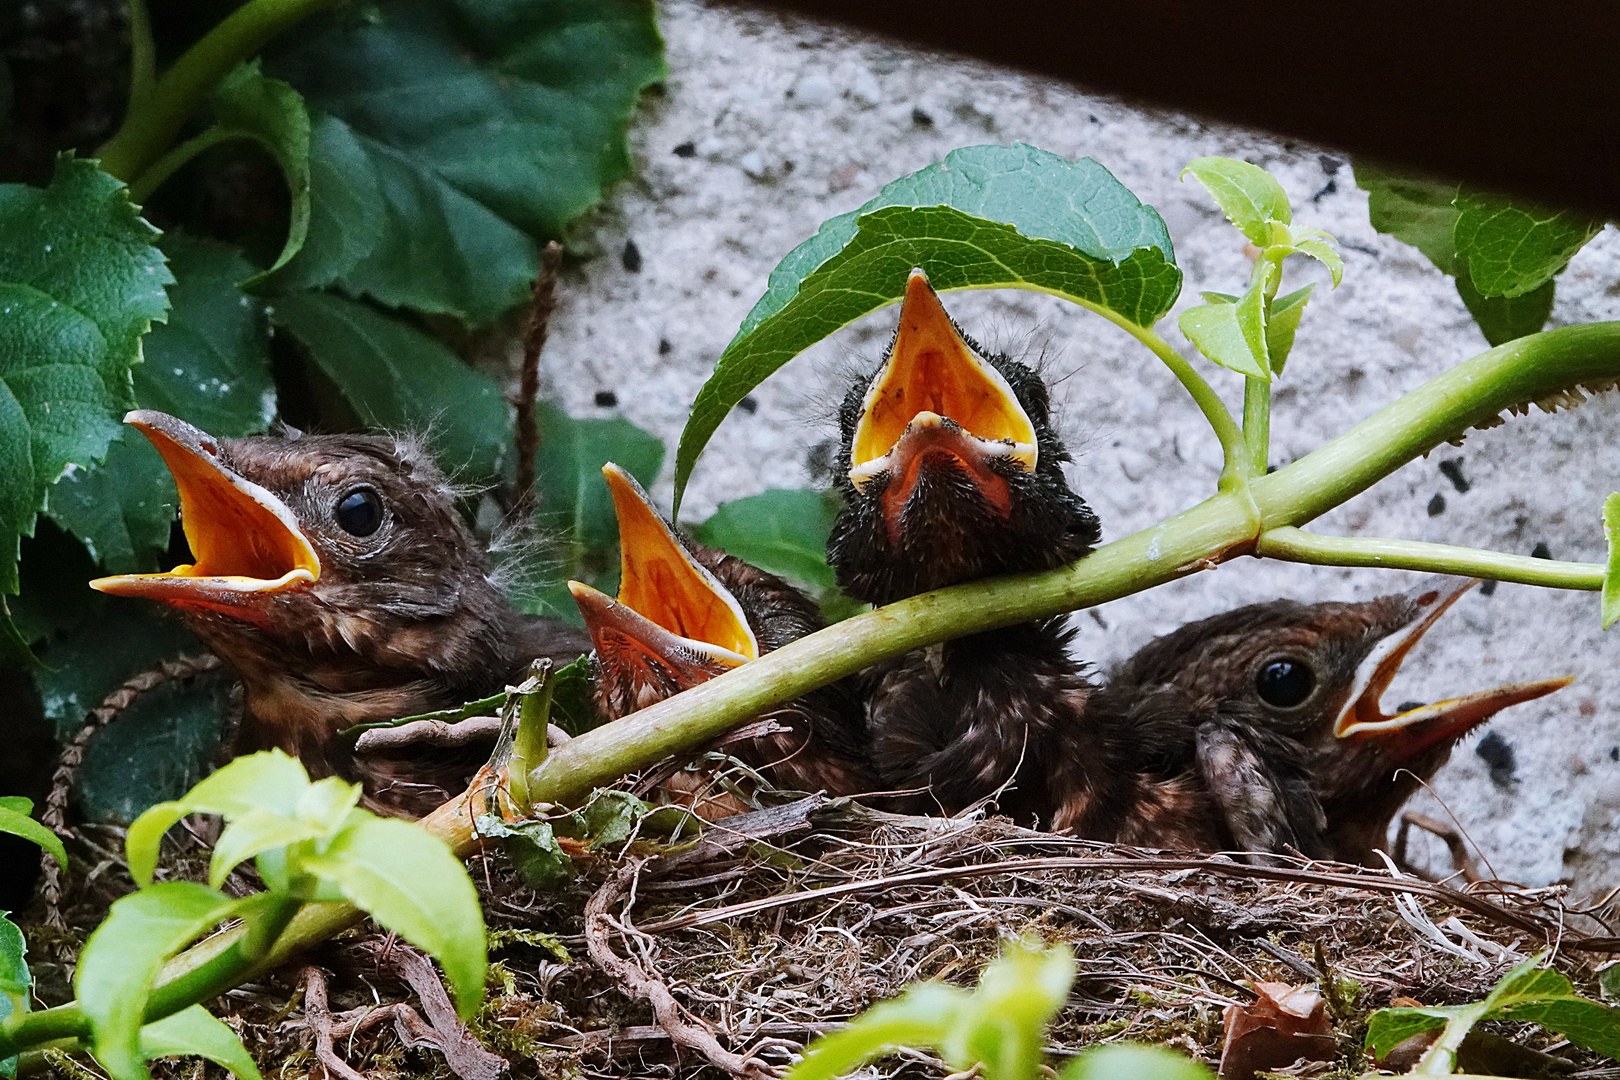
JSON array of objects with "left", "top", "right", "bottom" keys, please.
[
  {"left": 568, "top": 464, "right": 873, "bottom": 816},
  {"left": 91, "top": 410, "right": 589, "bottom": 816},
  {"left": 825, "top": 269, "right": 1104, "bottom": 824},
  {"left": 1094, "top": 577, "right": 1571, "bottom": 864}
]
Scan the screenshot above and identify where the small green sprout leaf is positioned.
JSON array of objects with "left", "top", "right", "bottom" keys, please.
[
  {"left": 789, "top": 939, "right": 1074, "bottom": 1080},
  {"left": 0, "top": 796, "right": 66, "bottom": 870},
  {"left": 1266, "top": 285, "right": 1316, "bottom": 374},
  {"left": 786, "top": 983, "right": 966, "bottom": 1080},
  {"left": 301, "top": 815, "right": 486, "bottom": 1019},
  {"left": 1179, "top": 259, "right": 1276, "bottom": 381},
  {"left": 139, "top": 1005, "right": 264, "bottom": 1080},
  {"left": 77, "top": 882, "right": 250, "bottom": 1080},
  {"left": 1603, "top": 493, "right": 1620, "bottom": 629},
  {"left": 673, "top": 143, "right": 1180, "bottom": 512},
  {"left": 1058, "top": 1043, "right": 1215, "bottom": 1080},
  {"left": 1453, "top": 188, "right": 1603, "bottom": 299},
  {"left": 125, "top": 749, "right": 315, "bottom": 886},
  {"left": 1182, "top": 157, "right": 1291, "bottom": 245},
  {"left": 1292, "top": 237, "right": 1344, "bottom": 286}
]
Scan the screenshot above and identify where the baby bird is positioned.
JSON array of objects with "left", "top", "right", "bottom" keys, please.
[
  {"left": 1094, "top": 577, "right": 1571, "bottom": 864},
  {"left": 91, "top": 410, "right": 588, "bottom": 816},
  {"left": 825, "top": 269, "right": 1102, "bottom": 824},
  {"left": 568, "top": 464, "right": 873, "bottom": 815}
]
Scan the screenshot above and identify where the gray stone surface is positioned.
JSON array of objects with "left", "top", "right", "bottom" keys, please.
[{"left": 531, "top": 1, "right": 1620, "bottom": 889}]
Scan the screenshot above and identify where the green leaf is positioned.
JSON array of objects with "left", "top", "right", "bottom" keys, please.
[
  {"left": 45, "top": 234, "right": 276, "bottom": 573},
  {"left": 1604, "top": 493, "right": 1620, "bottom": 630},
  {"left": 786, "top": 983, "right": 964, "bottom": 1080},
  {"left": 77, "top": 882, "right": 245, "bottom": 1080},
  {"left": 534, "top": 401, "right": 666, "bottom": 555},
  {"left": 476, "top": 813, "right": 575, "bottom": 890},
  {"left": 210, "top": 62, "right": 311, "bottom": 285},
  {"left": 947, "top": 941, "right": 1075, "bottom": 1080},
  {"left": 1455, "top": 262, "right": 1556, "bottom": 346},
  {"left": 32, "top": 602, "right": 202, "bottom": 739},
  {"left": 0, "top": 911, "right": 29, "bottom": 1080},
  {"left": 570, "top": 789, "right": 653, "bottom": 849},
  {"left": 1058, "top": 1044, "right": 1215, "bottom": 1080},
  {"left": 1181, "top": 157, "right": 1291, "bottom": 246},
  {"left": 1266, "top": 284, "right": 1315, "bottom": 374},
  {"left": 270, "top": 291, "right": 510, "bottom": 478},
  {"left": 0, "top": 796, "right": 66, "bottom": 869},
  {"left": 125, "top": 749, "right": 317, "bottom": 885},
  {"left": 690, "top": 488, "right": 840, "bottom": 592},
  {"left": 673, "top": 143, "right": 1180, "bottom": 511},
  {"left": 303, "top": 815, "right": 486, "bottom": 1019},
  {"left": 264, "top": 0, "right": 667, "bottom": 324},
  {"left": 1453, "top": 187, "right": 1602, "bottom": 298},
  {"left": 1364, "top": 1006, "right": 1455, "bottom": 1058},
  {"left": 0, "top": 156, "right": 171, "bottom": 595},
  {"left": 1179, "top": 259, "right": 1274, "bottom": 381},
  {"left": 1292, "top": 237, "right": 1344, "bottom": 286},
  {"left": 1354, "top": 160, "right": 1458, "bottom": 273},
  {"left": 140, "top": 1005, "right": 264, "bottom": 1080}
]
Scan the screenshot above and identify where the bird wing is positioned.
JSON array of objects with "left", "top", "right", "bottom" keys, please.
[{"left": 1194, "top": 710, "right": 1327, "bottom": 862}]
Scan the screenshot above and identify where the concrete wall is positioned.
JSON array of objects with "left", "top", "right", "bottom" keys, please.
[{"left": 533, "top": 1, "right": 1620, "bottom": 890}]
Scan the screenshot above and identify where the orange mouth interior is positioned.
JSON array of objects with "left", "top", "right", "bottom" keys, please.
[
  {"left": 570, "top": 464, "right": 757, "bottom": 669},
  {"left": 849, "top": 269, "right": 1037, "bottom": 490},
  {"left": 1335, "top": 578, "right": 1571, "bottom": 747},
  {"left": 90, "top": 411, "right": 319, "bottom": 613}
]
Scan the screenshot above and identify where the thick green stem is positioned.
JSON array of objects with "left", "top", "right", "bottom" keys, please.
[
  {"left": 1258, "top": 528, "right": 1604, "bottom": 589},
  {"left": 126, "top": 128, "right": 236, "bottom": 203},
  {"left": 126, "top": 0, "right": 155, "bottom": 117},
  {"left": 97, "top": 0, "right": 340, "bottom": 183}
]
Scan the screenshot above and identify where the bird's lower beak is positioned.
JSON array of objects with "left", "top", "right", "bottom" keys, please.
[
  {"left": 848, "top": 268, "right": 1037, "bottom": 496},
  {"left": 89, "top": 411, "right": 320, "bottom": 620},
  {"left": 569, "top": 464, "right": 757, "bottom": 697},
  {"left": 1333, "top": 576, "right": 1572, "bottom": 751}
]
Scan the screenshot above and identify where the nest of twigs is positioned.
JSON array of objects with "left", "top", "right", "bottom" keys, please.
[{"left": 22, "top": 792, "right": 1620, "bottom": 1080}]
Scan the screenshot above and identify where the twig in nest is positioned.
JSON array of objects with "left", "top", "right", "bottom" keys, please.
[
  {"left": 586, "top": 858, "right": 777, "bottom": 1078},
  {"left": 302, "top": 966, "right": 369, "bottom": 1080},
  {"left": 367, "top": 942, "right": 509, "bottom": 1080},
  {"left": 40, "top": 653, "right": 223, "bottom": 938},
  {"left": 512, "top": 240, "right": 564, "bottom": 523},
  {"left": 355, "top": 716, "right": 505, "bottom": 754}
]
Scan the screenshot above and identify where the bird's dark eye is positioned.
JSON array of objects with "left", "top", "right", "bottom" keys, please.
[
  {"left": 1256, "top": 658, "right": 1315, "bottom": 709},
  {"left": 334, "top": 488, "right": 383, "bottom": 537}
]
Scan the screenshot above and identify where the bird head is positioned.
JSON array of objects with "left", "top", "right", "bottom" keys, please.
[
  {"left": 827, "top": 269, "right": 1099, "bottom": 604},
  {"left": 90, "top": 410, "right": 520, "bottom": 707},
  {"left": 569, "top": 464, "right": 827, "bottom": 718},
  {"left": 1109, "top": 577, "right": 1571, "bottom": 861}
]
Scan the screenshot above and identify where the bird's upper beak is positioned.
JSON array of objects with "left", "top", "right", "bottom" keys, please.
[
  {"left": 1333, "top": 576, "right": 1572, "bottom": 752},
  {"left": 848, "top": 269, "right": 1038, "bottom": 507},
  {"left": 89, "top": 411, "right": 320, "bottom": 621},
  {"left": 569, "top": 464, "right": 758, "bottom": 696}
]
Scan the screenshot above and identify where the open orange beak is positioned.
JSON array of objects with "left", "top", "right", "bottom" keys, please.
[
  {"left": 848, "top": 269, "right": 1038, "bottom": 500},
  {"left": 1333, "top": 577, "right": 1572, "bottom": 753},
  {"left": 89, "top": 411, "right": 320, "bottom": 622},
  {"left": 569, "top": 464, "right": 758, "bottom": 695}
]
